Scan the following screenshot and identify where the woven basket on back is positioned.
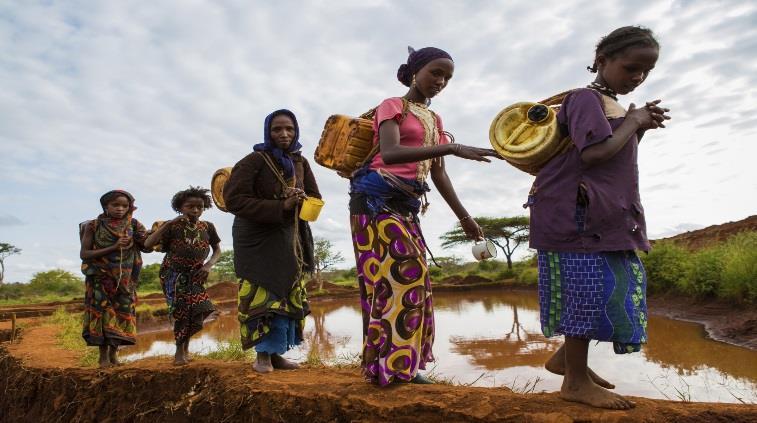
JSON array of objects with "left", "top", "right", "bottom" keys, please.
[
  {"left": 211, "top": 167, "right": 233, "bottom": 211},
  {"left": 489, "top": 91, "right": 572, "bottom": 176}
]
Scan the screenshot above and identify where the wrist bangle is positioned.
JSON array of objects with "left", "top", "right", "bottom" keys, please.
[{"left": 459, "top": 215, "right": 471, "bottom": 222}]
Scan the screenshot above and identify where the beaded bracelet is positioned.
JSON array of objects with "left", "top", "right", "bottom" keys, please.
[{"left": 459, "top": 215, "right": 472, "bottom": 222}]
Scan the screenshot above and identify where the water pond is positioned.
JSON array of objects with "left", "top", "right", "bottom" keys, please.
[{"left": 122, "top": 289, "right": 757, "bottom": 403}]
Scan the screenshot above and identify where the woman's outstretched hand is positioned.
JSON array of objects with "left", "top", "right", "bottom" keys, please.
[
  {"left": 450, "top": 144, "right": 502, "bottom": 162},
  {"left": 461, "top": 216, "right": 485, "bottom": 241}
]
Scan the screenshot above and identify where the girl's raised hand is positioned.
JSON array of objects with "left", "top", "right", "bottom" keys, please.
[
  {"left": 627, "top": 100, "right": 670, "bottom": 130},
  {"left": 116, "top": 235, "right": 132, "bottom": 249},
  {"left": 451, "top": 145, "right": 501, "bottom": 162},
  {"left": 644, "top": 100, "right": 671, "bottom": 128}
]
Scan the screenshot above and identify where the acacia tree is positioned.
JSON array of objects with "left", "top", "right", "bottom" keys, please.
[
  {"left": 313, "top": 237, "right": 344, "bottom": 291},
  {"left": 0, "top": 243, "right": 22, "bottom": 285},
  {"left": 441, "top": 216, "right": 529, "bottom": 269}
]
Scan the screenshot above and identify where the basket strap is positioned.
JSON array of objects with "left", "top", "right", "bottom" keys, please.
[
  {"left": 539, "top": 89, "right": 573, "bottom": 106},
  {"left": 351, "top": 98, "right": 411, "bottom": 176},
  {"left": 258, "top": 151, "right": 295, "bottom": 191}
]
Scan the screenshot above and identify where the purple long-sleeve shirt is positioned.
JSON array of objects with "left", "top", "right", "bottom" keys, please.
[{"left": 528, "top": 88, "right": 650, "bottom": 253}]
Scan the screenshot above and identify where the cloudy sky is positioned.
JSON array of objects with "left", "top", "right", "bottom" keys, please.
[{"left": 1, "top": 0, "right": 756, "bottom": 283}]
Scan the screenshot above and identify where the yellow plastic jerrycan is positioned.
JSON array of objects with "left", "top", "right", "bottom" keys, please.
[{"left": 489, "top": 102, "right": 571, "bottom": 175}]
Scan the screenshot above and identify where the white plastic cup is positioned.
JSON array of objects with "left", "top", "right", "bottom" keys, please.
[{"left": 472, "top": 240, "right": 497, "bottom": 261}]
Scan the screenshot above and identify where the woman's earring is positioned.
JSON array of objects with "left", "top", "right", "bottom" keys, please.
[{"left": 411, "top": 75, "right": 417, "bottom": 87}]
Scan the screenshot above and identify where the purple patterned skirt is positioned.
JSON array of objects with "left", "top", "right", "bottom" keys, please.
[{"left": 350, "top": 213, "right": 435, "bottom": 386}]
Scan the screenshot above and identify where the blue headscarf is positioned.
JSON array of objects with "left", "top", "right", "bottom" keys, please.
[{"left": 253, "top": 109, "right": 302, "bottom": 179}]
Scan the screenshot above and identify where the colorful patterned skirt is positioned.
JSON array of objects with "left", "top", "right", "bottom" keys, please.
[
  {"left": 82, "top": 274, "right": 137, "bottom": 346},
  {"left": 537, "top": 250, "right": 648, "bottom": 353},
  {"left": 161, "top": 269, "right": 215, "bottom": 344},
  {"left": 237, "top": 278, "right": 308, "bottom": 351},
  {"left": 351, "top": 213, "right": 435, "bottom": 386}
]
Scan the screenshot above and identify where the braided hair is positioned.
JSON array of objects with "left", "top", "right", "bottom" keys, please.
[
  {"left": 171, "top": 186, "right": 213, "bottom": 213},
  {"left": 588, "top": 26, "right": 659, "bottom": 73}
]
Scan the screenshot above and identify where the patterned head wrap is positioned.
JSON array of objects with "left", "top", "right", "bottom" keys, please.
[
  {"left": 397, "top": 46, "right": 453, "bottom": 87},
  {"left": 99, "top": 190, "right": 136, "bottom": 212},
  {"left": 253, "top": 109, "right": 302, "bottom": 179}
]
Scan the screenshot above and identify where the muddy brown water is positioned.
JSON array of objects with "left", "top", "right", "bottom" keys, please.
[{"left": 122, "top": 290, "right": 757, "bottom": 403}]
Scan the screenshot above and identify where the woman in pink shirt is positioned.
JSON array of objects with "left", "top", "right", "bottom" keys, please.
[{"left": 349, "top": 46, "right": 499, "bottom": 386}]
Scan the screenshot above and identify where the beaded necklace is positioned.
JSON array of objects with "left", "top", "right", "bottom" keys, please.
[
  {"left": 587, "top": 81, "right": 618, "bottom": 101},
  {"left": 182, "top": 219, "right": 203, "bottom": 245}
]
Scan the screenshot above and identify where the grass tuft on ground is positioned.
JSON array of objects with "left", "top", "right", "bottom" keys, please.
[{"left": 47, "top": 307, "right": 99, "bottom": 367}]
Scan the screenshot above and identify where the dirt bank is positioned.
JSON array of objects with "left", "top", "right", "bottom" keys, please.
[
  {"left": 657, "top": 214, "right": 757, "bottom": 250},
  {"left": 1, "top": 326, "right": 755, "bottom": 422}
]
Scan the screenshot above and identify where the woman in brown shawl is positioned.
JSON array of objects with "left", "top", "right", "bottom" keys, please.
[{"left": 224, "top": 109, "right": 321, "bottom": 373}]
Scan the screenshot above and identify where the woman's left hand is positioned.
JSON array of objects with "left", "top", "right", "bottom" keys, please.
[
  {"left": 195, "top": 264, "right": 213, "bottom": 281},
  {"left": 461, "top": 217, "right": 484, "bottom": 241}
]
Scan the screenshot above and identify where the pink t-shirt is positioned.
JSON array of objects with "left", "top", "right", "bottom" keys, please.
[{"left": 369, "top": 97, "right": 449, "bottom": 180}]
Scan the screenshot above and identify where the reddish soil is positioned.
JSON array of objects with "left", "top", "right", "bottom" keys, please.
[
  {"left": 656, "top": 214, "right": 757, "bottom": 250},
  {"left": 2, "top": 327, "right": 755, "bottom": 422},
  {"left": 205, "top": 281, "right": 239, "bottom": 299}
]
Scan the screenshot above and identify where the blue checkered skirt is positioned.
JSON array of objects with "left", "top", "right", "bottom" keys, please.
[{"left": 537, "top": 250, "right": 648, "bottom": 353}]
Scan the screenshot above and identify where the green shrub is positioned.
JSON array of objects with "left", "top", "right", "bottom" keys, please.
[
  {"left": 719, "top": 232, "right": 757, "bottom": 303},
  {"left": 495, "top": 268, "right": 517, "bottom": 280},
  {"left": 428, "top": 266, "right": 443, "bottom": 278},
  {"left": 517, "top": 267, "right": 539, "bottom": 285},
  {"left": 476, "top": 259, "right": 499, "bottom": 272},
  {"left": 28, "top": 269, "right": 82, "bottom": 297},
  {"left": 138, "top": 263, "right": 162, "bottom": 292},
  {"left": 642, "top": 241, "right": 691, "bottom": 294},
  {"left": 680, "top": 247, "right": 724, "bottom": 298}
]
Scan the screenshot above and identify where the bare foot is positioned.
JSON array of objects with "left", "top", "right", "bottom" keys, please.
[
  {"left": 98, "top": 346, "right": 112, "bottom": 368},
  {"left": 271, "top": 354, "right": 299, "bottom": 370},
  {"left": 174, "top": 344, "right": 188, "bottom": 366},
  {"left": 545, "top": 347, "right": 615, "bottom": 389},
  {"left": 253, "top": 352, "right": 274, "bottom": 373},
  {"left": 107, "top": 345, "right": 122, "bottom": 366},
  {"left": 560, "top": 378, "right": 635, "bottom": 410},
  {"left": 183, "top": 341, "right": 191, "bottom": 362}
]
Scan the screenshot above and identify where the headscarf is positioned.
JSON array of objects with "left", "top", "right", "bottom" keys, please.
[
  {"left": 83, "top": 189, "right": 145, "bottom": 288},
  {"left": 397, "top": 46, "right": 453, "bottom": 87},
  {"left": 253, "top": 109, "right": 302, "bottom": 179},
  {"left": 97, "top": 189, "right": 136, "bottom": 239},
  {"left": 99, "top": 189, "right": 136, "bottom": 213}
]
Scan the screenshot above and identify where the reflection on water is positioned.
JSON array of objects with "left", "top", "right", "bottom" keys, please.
[{"left": 121, "top": 289, "right": 757, "bottom": 403}]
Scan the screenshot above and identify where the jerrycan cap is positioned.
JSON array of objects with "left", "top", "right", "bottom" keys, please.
[{"left": 527, "top": 104, "right": 550, "bottom": 123}]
